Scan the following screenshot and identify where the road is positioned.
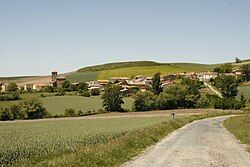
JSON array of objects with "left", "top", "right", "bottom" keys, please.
[
  {"left": 124, "top": 116, "right": 250, "bottom": 167},
  {"left": 203, "top": 81, "right": 223, "bottom": 98}
]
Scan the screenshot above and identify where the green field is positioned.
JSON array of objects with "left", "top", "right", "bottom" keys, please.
[
  {"left": 41, "top": 96, "right": 134, "bottom": 115},
  {"left": 66, "top": 71, "right": 99, "bottom": 83},
  {"left": 224, "top": 114, "right": 250, "bottom": 152},
  {"left": 0, "top": 116, "right": 169, "bottom": 166},
  {"left": 98, "top": 63, "right": 214, "bottom": 79}
]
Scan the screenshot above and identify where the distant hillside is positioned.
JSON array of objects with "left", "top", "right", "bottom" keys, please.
[
  {"left": 1, "top": 59, "right": 249, "bottom": 84},
  {"left": 77, "top": 61, "right": 161, "bottom": 72},
  {"left": 67, "top": 61, "right": 216, "bottom": 82}
]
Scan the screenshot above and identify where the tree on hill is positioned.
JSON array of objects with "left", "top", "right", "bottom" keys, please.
[
  {"left": 241, "top": 64, "right": 250, "bottom": 81},
  {"left": 151, "top": 72, "right": 163, "bottom": 95},
  {"left": 235, "top": 57, "right": 241, "bottom": 63},
  {"left": 7, "top": 82, "right": 18, "bottom": 92},
  {"left": 102, "top": 84, "right": 124, "bottom": 112}
]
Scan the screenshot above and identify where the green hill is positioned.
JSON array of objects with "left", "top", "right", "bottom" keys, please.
[{"left": 66, "top": 61, "right": 216, "bottom": 82}]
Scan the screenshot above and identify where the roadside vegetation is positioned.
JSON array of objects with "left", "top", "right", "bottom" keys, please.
[{"left": 224, "top": 113, "right": 250, "bottom": 152}]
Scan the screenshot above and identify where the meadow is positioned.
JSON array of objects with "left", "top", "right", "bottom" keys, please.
[{"left": 0, "top": 116, "right": 169, "bottom": 166}]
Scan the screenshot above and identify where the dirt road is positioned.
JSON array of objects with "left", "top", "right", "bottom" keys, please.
[{"left": 124, "top": 116, "right": 250, "bottom": 167}]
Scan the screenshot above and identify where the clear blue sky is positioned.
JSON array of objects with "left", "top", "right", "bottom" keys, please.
[{"left": 0, "top": 0, "right": 250, "bottom": 76}]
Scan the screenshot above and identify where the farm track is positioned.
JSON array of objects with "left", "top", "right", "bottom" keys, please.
[{"left": 124, "top": 116, "right": 250, "bottom": 167}]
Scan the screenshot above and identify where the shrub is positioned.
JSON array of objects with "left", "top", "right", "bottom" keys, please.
[
  {"left": 7, "top": 82, "right": 18, "bottom": 92},
  {"left": 20, "top": 98, "right": 49, "bottom": 119},
  {"left": 91, "top": 89, "right": 100, "bottom": 96},
  {"left": 43, "top": 86, "right": 54, "bottom": 93},
  {"left": 214, "top": 98, "right": 244, "bottom": 110},
  {"left": 64, "top": 108, "right": 77, "bottom": 117},
  {"left": 0, "top": 107, "right": 14, "bottom": 121},
  {"left": 133, "top": 91, "right": 156, "bottom": 111}
]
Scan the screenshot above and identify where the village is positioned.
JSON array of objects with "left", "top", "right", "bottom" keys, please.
[{"left": 0, "top": 69, "right": 242, "bottom": 95}]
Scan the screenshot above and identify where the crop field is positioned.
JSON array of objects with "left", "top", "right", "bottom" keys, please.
[
  {"left": 41, "top": 96, "right": 134, "bottom": 115},
  {"left": 0, "top": 116, "right": 169, "bottom": 166},
  {"left": 98, "top": 64, "right": 214, "bottom": 79}
]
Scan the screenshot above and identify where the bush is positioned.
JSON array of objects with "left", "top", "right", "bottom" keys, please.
[
  {"left": 214, "top": 98, "right": 244, "bottom": 110},
  {"left": 7, "top": 82, "right": 18, "bottom": 92},
  {"left": 91, "top": 89, "right": 100, "bottom": 96},
  {"left": 64, "top": 108, "right": 76, "bottom": 117},
  {"left": 197, "top": 96, "right": 214, "bottom": 108},
  {"left": 55, "top": 88, "right": 66, "bottom": 96},
  {"left": 133, "top": 91, "right": 156, "bottom": 111},
  {"left": 78, "top": 90, "right": 91, "bottom": 97},
  {"left": 0, "top": 92, "right": 20, "bottom": 101},
  {"left": 43, "top": 86, "right": 54, "bottom": 93},
  {"left": 0, "top": 107, "right": 14, "bottom": 121},
  {"left": 20, "top": 98, "right": 49, "bottom": 119}
]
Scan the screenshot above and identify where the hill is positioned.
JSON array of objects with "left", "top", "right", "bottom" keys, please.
[{"left": 67, "top": 61, "right": 216, "bottom": 82}]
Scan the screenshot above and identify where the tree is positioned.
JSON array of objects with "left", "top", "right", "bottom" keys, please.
[
  {"left": 102, "top": 84, "right": 124, "bottom": 111},
  {"left": 214, "top": 75, "right": 238, "bottom": 98},
  {"left": 0, "top": 107, "right": 14, "bottom": 121},
  {"left": 241, "top": 64, "right": 250, "bottom": 81},
  {"left": 181, "top": 78, "right": 202, "bottom": 102},
  {"left": 151, "top": 72, "right": 163, "bottom": 95},
  {"left": 77, "top": 82, "right": 88, "bottom": 91},
  {"left": 133, "top": 91, "right": 156, "bottom": 111},
  {"left": 91, "top": 88, "right": 100, "bottom": 96},
  {"left": 43, "top": 86, "right": 54, "bottom": 93},
  {"left": 7, "top": 82, "right": 18, "bottom": 92},
  {"left": 20, "top": 98, "right": 49, "bottom": 119},
  {"left": 64, "top": 108, "right": 76, "bottom": 117},
  {"left": 213, "top": 63, "right": 232, "bottom": 73},
  {"left": 62, "top": 80, "right": 71, "bottom": 91},
  {"left": 10, "top": 104, "right": 23, "bottom": 119}
]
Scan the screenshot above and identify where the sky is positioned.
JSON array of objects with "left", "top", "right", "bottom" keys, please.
[{"left": 0, "top": 0, "right": 250, "bottom": 77}]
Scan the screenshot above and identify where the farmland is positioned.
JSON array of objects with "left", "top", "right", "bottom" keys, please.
[
  {"left": 0, "top": 96, "right": 135, "bottom": 115},
  {"left": 0, "top": 115, "right": 169, "bottom": 166},
  {"left": 41, "top": 96, "right": 134, "bottom": 115}
]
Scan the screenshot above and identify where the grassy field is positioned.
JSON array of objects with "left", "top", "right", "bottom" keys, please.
[
  {"left": 66, "top": 71, "right": 99, "bottom": 83},
  {"left": 41, "top": 96, "right": 134, "bottom": 115},
  {"left": 237, "top": 86, "right": 250, "bottom": 100},
  {"left": 0, "top": 110, "right": 238, "bottom": 166},
  {"left": 0, "top": 116, "right": 169, "bottom": 166},
  {"left": 224, "top": 114, "right": 250, "bottom": 152}
]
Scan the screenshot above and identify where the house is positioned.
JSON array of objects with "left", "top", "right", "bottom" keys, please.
[
  {"left": 24, "top": 84, "right": 33, "bottom": 91},
  {"left": 162, "top": 74, "right": 177, "bottom": 82},
  {"left": 198, "top": 72, "right": 218, "bottom": 81},
  {"left": 33, "top": 84, "right": 46, "bottom": 91},
  {"left": 97, "top": 80, "right": 110, "bottom": 86},
  {"left": 1, "top": 83, "right": 8, "bottom": 93},
  {"left": 232, "top": 69, "right": 242, "bottom": 76},
  {"left": 109, "top": 77, "right": 130, "bottom": 83}
]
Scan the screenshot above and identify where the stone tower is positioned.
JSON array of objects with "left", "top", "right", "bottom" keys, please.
[{"left": 51, "top": 71, "right": 58, "bottom": 82}]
